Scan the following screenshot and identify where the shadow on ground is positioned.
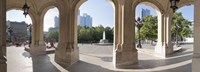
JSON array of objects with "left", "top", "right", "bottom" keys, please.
[
  {"left": 138, "top": 47, "right": 192, "bottom": 72},
  {"left": 31, "top": 55, "right": 61, "bottom": 72},
  {"left": 66, "top": 61, "right": 115, "bottom": 72}
]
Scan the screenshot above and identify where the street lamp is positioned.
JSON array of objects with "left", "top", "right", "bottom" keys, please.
[
  {"left": 22, "top": 0, "right": 30, "bottom": 18},
  {"left": 170, "top": 0, "right": 180, "bottom": 46},
  {"left": 27, "top": 24, "right": 32, "bottom": 47},
  {"left": 135, "top": 17, "right": 144, "bottom": 48},
  {"left": 8, "top": 27, "right": 13, "bottom": 42},
  {"left": 170, "top": 0, "right": 180, "bottom": 12},
  {"left": 175, "top": 23, "right": 180, "bottom": 46}
]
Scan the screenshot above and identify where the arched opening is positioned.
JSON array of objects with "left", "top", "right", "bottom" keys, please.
[
  {"left": 43, "top": 7, "right": 59, "bottom": 50},
  {"left": 76, "top": 0, "right": 114, "bottom": 70},
  {"left": 172, "top": 5, "right": 194, "bottom": 48},
  {"left": 169, "top": 4, "right": 194, "bottom": 71},
  {"left": 134, "top": 2, "right": 162, "bottom": 56},
  {"left": 6, "top": 9, "right": 33, "bottom": 72}
]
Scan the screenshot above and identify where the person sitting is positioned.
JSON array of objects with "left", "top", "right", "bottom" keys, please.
[{"left": 47, "top": 39, "right": 55, "bottom": 48}]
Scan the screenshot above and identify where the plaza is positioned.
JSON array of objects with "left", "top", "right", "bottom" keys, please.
[
  {"left": 0, "top": 0, "right": 200, "bottom": 72},
  {"left": 7, "top": 44, "right": 192, "bottom": 72}
]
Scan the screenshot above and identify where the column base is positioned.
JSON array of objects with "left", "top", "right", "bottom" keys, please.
[
  {"left": 30, "top": 41, "right": 46, "bottom": 55},
  {"left": 55, "top": 42, "right": 79, "bottom": 68},
  {"left": 113, "top": 43, "right": 138, "bottom": 69},
  {"left": 155, "top": 42, "right": 173, "bottom": 58},
  {"left": 0, "top": 56, "right": 6, "bottom": 72},
  {"left": 192, "top": 53, "right": 200, "bottom": 72}
]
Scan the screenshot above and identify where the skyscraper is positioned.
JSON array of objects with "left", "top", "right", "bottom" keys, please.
[
  {"left": 80, "top": 13, "right": 92, "bottom": 27},
  {"left": 140, "top": 8, "right": 150, "bottom": 19},
  {"left": 78, "top": 9, "right": 81, "bottom": 25},
  {"left": 54, "top": 16, "right": 59, "bottom": 28}
]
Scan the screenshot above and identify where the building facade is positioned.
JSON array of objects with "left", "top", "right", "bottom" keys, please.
[
  {"left": 79, "top": 13, "right": 92, "bottom": 27},
  {"left": 54, "top": 16, "right": 59, "bottom": 28},
  {"left": 140, "top": 8, "right": 150, "bottom": 19},
  {"left": 6, "top": 21, "right": 28, "bottom": 42}
]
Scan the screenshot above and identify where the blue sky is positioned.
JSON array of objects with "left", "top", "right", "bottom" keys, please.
[{"left": 6, "top": 0, "right": 194, "bottom": 31}]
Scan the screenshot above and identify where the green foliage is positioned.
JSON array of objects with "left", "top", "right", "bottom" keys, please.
[
  {"left": 171, "top": 12, "right": 192, "bottom": 41},
  {"left": 47, "top": 31, "right": 58, "bottom": 42},
  {"left": 138, "top": 15, "right": 157, "bottom": 41},
  {"left": 78, "top": 25, "right": 113, "bottom": 43},
  {"left": 137, "top": 12, "right": 192, "bottom": 42}
]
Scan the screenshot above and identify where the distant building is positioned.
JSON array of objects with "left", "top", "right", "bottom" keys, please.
[
  {"left": 54, "top": 16, "right": 59, "bottom": 28},
  {"left": 78, "top": 10, "right": 92, "bottom": 27},
  {"left": 80, "top": 13, "right": 92, "bottom": 27},
  {"left": 6, "top": 21, "right": 28, "bottom": 41},
  {"left": 140, "top": 8, "right": 150, "bottom": 19},
  {"left": 78, "top": 9, "right": 81, "bottom": 25}
]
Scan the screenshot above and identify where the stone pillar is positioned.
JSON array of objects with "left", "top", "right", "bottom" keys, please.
[
  {"left": 55, "top": 7, "right": 71, "bottom": 67},
  {"left": 192, "top": 0, "right": 200, "bottom": 72},
  {"left": 155, "top": 12, "right": 167, "bottom": 58},
  {"left": 165, "top": 13, "right": 173, "bottom": 55},
  {"left": 108, "top": 0, "right": 122, "bottom": 68},
  {"left": 55, "top": 0, "right": 86, "bottom": 67},
  {"left": 0, "top": 0, "right": 7, "bottom": 72},
  {"left": 30, "top": 14, "right": 46, "bottom": 55},
  {"left": 113, "top": 0, "right": 138, "bottom": 68}
]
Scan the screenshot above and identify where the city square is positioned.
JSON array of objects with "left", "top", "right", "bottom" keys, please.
[
  {"left": 7, "top": 44, "right": 192, "bottom": 72},
  {"left": 0, "top": 0, "right": 199, "bottom": 72}
]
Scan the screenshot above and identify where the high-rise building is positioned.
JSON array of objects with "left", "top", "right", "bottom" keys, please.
[
  {"left": 79, "top": 12, "right": 92, "bottom": 27},
  {"left": 77, "top": 9, "right": 93, "bottom": 27},
  {"left": 140, "top": 8, "right": 150, "bottom": 19},
  {"left": 54, "top": 16, "right": 59, "bottom": 28},
  {"left": 78, "top": 9, "right": 81, "bottom": 25}
]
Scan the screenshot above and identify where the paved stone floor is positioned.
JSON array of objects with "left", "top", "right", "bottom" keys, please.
[{"left": 7, "top": 44, "right": 193, "bottom": 72}]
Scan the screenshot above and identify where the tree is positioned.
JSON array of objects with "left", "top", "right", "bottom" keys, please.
[
  {"left": 139, "top": 15, "right": 157, "bottom": 44},
  {"left": 105, "top": 27, "right": 113, "bottom": 42},
  {"left": 93, "top": 25, "right": 105, "bottom": 42},
  {"left": 48, "top": 31, "right": 58, "bottom": 42},
  {"left": 171, "top": 12, "right": 192, "bottom": 41},
  {"left": 77, "top": 25, "right": 114, "bottom": 43}
]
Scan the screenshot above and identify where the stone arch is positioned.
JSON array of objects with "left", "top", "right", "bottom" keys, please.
[
  {"left": 132, "top": 0, "right": 166, "bottom": 56},
  {"left": 107, "top": 0, "right": 117, "bottom": 10},
  {"left": 167, "top": 0, "right": 194, "bottom": 15},
  {"left": 39, "top": 2, "right": 60, "bottom": 45},
  {"left": 74, "top": 0, "right": 87, "bottom": 43},
  {"left": 178, "top": 0, "right": 194, "bottom": 9},
  {"left": 132, "top": 0, "right": 164, "bottom": 16},
  {"left": 6, "top": 4, "right": 36, "bottom": 25},
  {"left": 39, "top": 2, "right": 61, "bottom": 20}
]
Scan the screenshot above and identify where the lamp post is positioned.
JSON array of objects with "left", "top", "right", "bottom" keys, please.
[
  {"left": 170, "top": 0, "right": 180, "bottom": 46},
  {"left": 27, "top": 24, "right": 32, "bottom": 47},
  {"left": 135, "top": 17, "right": 144, "bottom": 48},
  {"left": 22, "top": 0, "right": 30, "bottom": 18},
  {"left": 175, "top": 23, "right": 180, "bottom": 46},
  {"left": 170, "top": 0, "right": 180, "bottom": 12},
  {"left": 8, "top": 27, "right": 13, "bottom": 42}
]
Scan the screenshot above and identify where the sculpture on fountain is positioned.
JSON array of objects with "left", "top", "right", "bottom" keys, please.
[{"left": 99, "top": 31, "right": 109, "bottom": 44}]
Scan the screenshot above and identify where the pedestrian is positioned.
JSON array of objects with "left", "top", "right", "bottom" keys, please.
[{"left": 49, "top": 39, "right": 55, "bottom": 48}]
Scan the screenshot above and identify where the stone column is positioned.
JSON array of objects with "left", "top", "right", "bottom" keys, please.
[
  {"left": 155, "top": 12, "right": 166, "bottom": 58},
  {"left": 0, "top": 0, "right": 7, "bottom": 72},
  {"left": 165, "top": 13, "right": 173, "bottom": 55},
  {"left": 55, "top": 0, "right": 85, "bottom": 67},
  {"left": 113, "top": 0, "right": 138, "bottom": 68},
  {"left": 107, "top": 0, "right": 122, "bottom": 68},
  {"left": 55, "top": 7, "right": 71, "bottom": 67},
  {"left": 30, "top": 14, "right": 46, "bottom": 55},
  {"left": 192, "top": 0, "right": 200, "bottom": 71}
]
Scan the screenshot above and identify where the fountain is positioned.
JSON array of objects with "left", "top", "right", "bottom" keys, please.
[{"left": 99, "top": 31, "right": 110, "bottom": 45}]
